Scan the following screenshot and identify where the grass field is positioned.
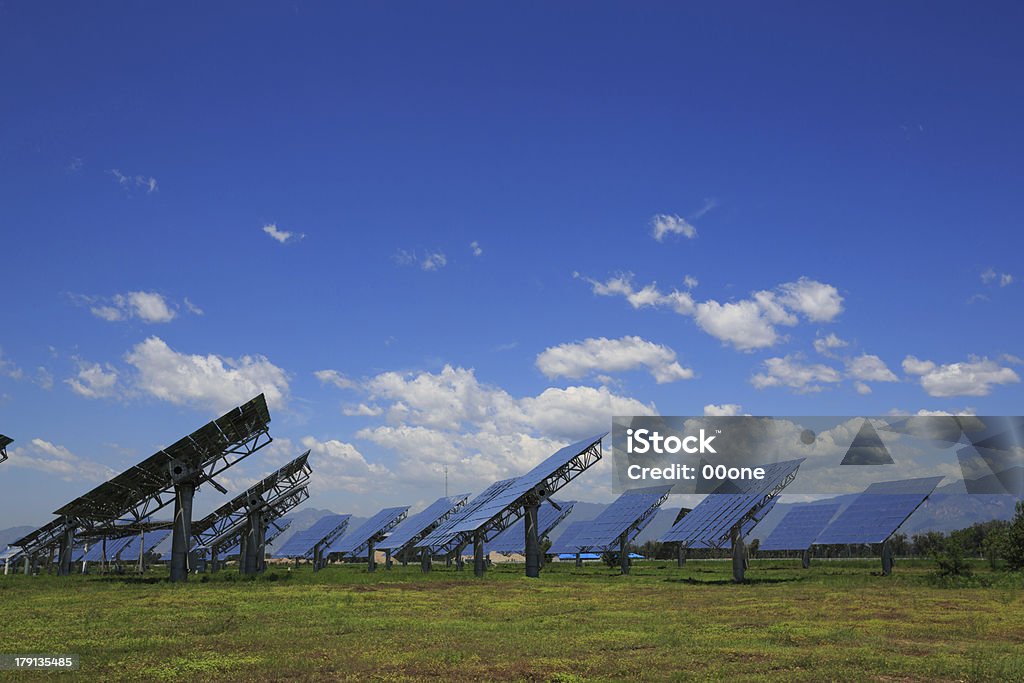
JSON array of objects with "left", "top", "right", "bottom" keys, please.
[{"left": 2, "top": 559, "right": 1023, "bottom": 681}]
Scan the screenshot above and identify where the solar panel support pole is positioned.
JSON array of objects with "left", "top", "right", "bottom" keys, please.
[
  {"left": 801, "top": 549, "right": 811, "bottom": 569},
  {"left": 385, "top": 548, "right": 392, "bottom": 570},
  {"left": 677, "top": 545, "right": 687, "bottom": 567},
  {"left": 169, "top": 476, "right": 196, "bottom": 583},
  {"left": 473, "top": 532, "right": 485, "bottom": 577},
  {"left": 731, "top": 527, "right": 746, "bottom": 583},
  {"left": 420, "top": 549, "right": 431, "bottom": 573},
  {"left": 619, "top": 534, "right": 630, "bottom": 575},
  {"left": 367, "top": 538, "right": 376, "bottom": 573},
  {"left": 575, "top": 552, "right": 582, "bottom": 568},
  {"left": 57, "top": 525, "right": 74, "bottom": 576},
  {"left": 523, "top": 500, "right": 541, "bottom": 578},
  {"left": 881, "top": 541, "right": 893, "bottom": 576}
]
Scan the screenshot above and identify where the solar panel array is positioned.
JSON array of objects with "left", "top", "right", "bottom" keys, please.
[
  {"left": 416, "top": 478, "right": 519, "bottom": 552},
  {"left": 488, "top": 500, "right": 575, "bottom": 554},
  {"left": 274, "top": 514, "right": 351, "bottom": 558},
  {"left": 814, "top": 476, "right": 943, "bottom": 545},
  {"left": 53, "top": 394, "right": 272, "bottom": 529},
  {"left": 758, "top": 503, "right": 840, "bottom": 551},
  {"left": 659, "top": 458, "right": 804, "bottom": 548},
  {"left": 547, "top": 520, "right": 592, "bottom": 555},
  {"left": 78, "top": 537, "right": 134, "bottom": 563},
  {"left": 567, "top": 486, "right": 672, "bottom": 552},
  {"left": 447, "top": 434, "right": 604, "bottom": 536},
  {"left": 328, "top": 506, "right": 409, "bottom": 556},
  {"left": 0, "top": 434, "right": 11, "bottom": 464},
  {"left": 377, "top": 495, "right": 470, "bottom": 552},
  {"left": 118, "top": 530, "right": 171, "bottom": 561}
]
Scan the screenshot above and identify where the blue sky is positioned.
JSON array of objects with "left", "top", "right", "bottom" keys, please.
[{"left": 1, "top": 3, "right": 1021, "bottom": 527}]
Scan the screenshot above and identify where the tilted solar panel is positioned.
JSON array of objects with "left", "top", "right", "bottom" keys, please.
[
  {"left": 758, "top": 503, "right": 840, "bottom": 551},
  {"left": 0, "top": 434, "right": 11, "bottom": 463},
  {"left": 488, "top": 500, "right": 575, "bottom": 554},
  {"left": 274, "top": 514, "right": 351, "bottom": 558},
  {"left": 448, "top": 434, "right": 605, "bottom": 535},
  {"left": 377, "top": 495, "right": 470, "bottom": 551},
  {"left": 814, "top": 476, "right": 943, "bottom": 545},
  {"left": 117, "top": 529, "right": 172, "bottom": 561},
  {"left": 546, "top": 520, "right": 591, "bottom": 555},
  {"left": 328, "top": 506, "right": 409, "bottom": 556},
  {"left": 416, "top": 478, "right": 519, "bottom": 552},
  {"left": 78, "top": 537, "right": 134, "bottom": 563},
  {"left": 659, "top": 458, "right": 804, "bottom": 548},
  {"left": 569, "top": 486, "right": 672, "bottom": 551}
]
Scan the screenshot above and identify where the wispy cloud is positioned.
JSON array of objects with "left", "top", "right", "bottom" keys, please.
[
  {"left": 109, "top": 169, "right": 158, "bottom": 193},
  {"left": 981, "top": 268, "right": 1014, "bottom": 287},
  {"left": 73, "top": 291, "right": 193, "bottom": 324},
  {"left": 650, "top": 213, "right": 697, "bottom": 242},
  {"left": 394, "top": 249, "right": 448, "bottom": 272},
  {"left": 470, "top": 241, "right": 483, "bottom": 257},
  {"left": 263, "top": 223, "right": 305, "bottom": 244}
]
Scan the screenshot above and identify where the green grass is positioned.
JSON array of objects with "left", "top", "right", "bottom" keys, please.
[{"left": 2, "top": 559, "right": 1023, "bottom": 681}]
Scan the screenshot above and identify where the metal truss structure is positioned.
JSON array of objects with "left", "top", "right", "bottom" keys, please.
[
  {"left": 329, "top": 506, "right": 409, "bottom": 572},
  {"left": 192, "top": 451, "right": 312, "bottom": 575},
  {"left": 416, "top": 433, "right": 605, "bottom": 578},
  {"left": 376, "top": 494, "right": 471, "bottom": 571},
  {"left": 12, "top": 395, "right": 273, "bottom": 581},
  {"left": 0, "top": 434, "right": 11, "bottom": 464}
]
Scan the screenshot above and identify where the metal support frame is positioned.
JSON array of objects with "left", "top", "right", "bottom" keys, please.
[
  {"left": 57, "top": 526, "right": 75, "bottom": 576},
  {"left": 169, "top": 475, "right": 196, "bottom": 582},
  {"left": 473, "top": 532, "right": 485, "bottom": 577},
  {"left": 801, "top": 548, "right": 811, "bottom": 569},
  {"left": 677, "top": 544, "right": 687, "bottom": 567},
  {"left": 881, "top": 541, "right": 893, "bottom": 576},
  {"left": 420, "top": 549, "right": 432, "bottom": 573},
  {"left": 619, "top": 534, "right": 630, "bottom": 575},
  {"left": 367, "top": 539, "right": 377, "bottom": 573},
  {"left": 575, "top": 552, "right": 582, "bottom": 568},
  {"left": 0, "top": 434, "right": 11, "bottom": 464},
  {"left": 731, "top": 526, "right": 747, "bottom": 583},
  {"left": 523, "top": 499, "right": 541, "bottom": 578}
]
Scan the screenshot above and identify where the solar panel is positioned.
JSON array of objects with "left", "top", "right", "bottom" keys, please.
[
  {"left": 274, "top": 514, "right": 351, "bottom": 558},
  {"left": 758, "top": 503, "right": 840, "bottom": 551},
  {"left": 568, "top": 486, "right": 672, "bottom": 552},
  {"left": 416, "top": 478, "right": 519, "bottom": 553},
  {"left": 328, "top": 506, "right": 410, "bottom": 557},
  {"left": 55, "top": 394, "right": 273, "bottom": 526},
  {"left": 488, "top": 500, "right": 575, "bottom": 554},
  {"left": 117, "top": 530, "right": 172, "bottom": 561},
  {"left": 447, "top": 434, "right": 605, "bottom": 536},
  {"left": 0, "top": 434, "right": 11, "bottom": 464},
  {"left": 377, "top": 495, "right": 470, "bottom": 552},
  {"left": 547, "top": 520, "right": 591, "bottom": 555},
  {"left": 659, "top": 458, "right": 804, "bottom": 548},
  {"left": 220, "top": 520, "right": 292, "bottom": 557},
  {"left": 814, "top": 476, "right": 943, "bottom": 545},
  {"left": 78, "top": 537, "right": 134, "bottom": 563}
]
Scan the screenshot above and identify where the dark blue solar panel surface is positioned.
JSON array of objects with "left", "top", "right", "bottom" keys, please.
[
  {"left": 274, "top": 513, "right": 351, "bottom": 558},
  {"left": 569, "top": 486, "right": 672, "bottom": 551},
  {"left": 329, "top": 506, "right": 409, "bottom": 555},
  {"left": 416, "top": 478, "right": 518, "bottom": 551},
  {"left": 814, "top": 476, "right": 943, "bottom": 545},
  {"left": 488, "top": 501, "right": 574, "bottom": 554},
  {"left": 377, "top": 495, "right": 469, "bottom": 551},
  {"left": 547, "top": 520, "right": 592, "bottom": 555},
  {"left": 659, "top": 459, "right": 803, "bottom": 547},
  {"left": 758, "top": 503, "right": 840, "bottom": 551},
  {"left": 449, "top": 434, "right": 604, "bottom": 535},
  {"left": 118, "top": 530, "right": 171, "bottom": 560},
  {"left": 79, "top": 537, "right": 133, "bottom": 563}
]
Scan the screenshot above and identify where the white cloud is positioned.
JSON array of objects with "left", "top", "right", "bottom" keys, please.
[
  {"left": 683, "top": 275, "right": 699, "bottom": 289},
  {"left": 66, "top": 360, "right": 119, "bottom": 398},
  {"left": 536, "top": 336, "right": 694, "bottom": 384},
  {"left": 0, "top": 348, "right": 23, "bottom": 380},
  {"left": 846, "top": 354, "right": 898, "bottom": 383},
  {"left": 8, "top": 438, "right": 115, "bottom": 482},
  {"left": 692, "top": 198, "right": 719, "bottom": 220},
  {"left": 813, "top": 333, "right": 848, "bottom": 357},
  {"left": 35, "top": 367, "right": 54, "bottom": 390},
  {"left": 314, "top": 369, "right": 358, "bottom": 390},
  {"left": 651, "top": 213, "right": 697, "bottom": 241},
  {"left": 394, "top": 249, "right": 448, "bottom": 271},
  {"left": 704, "top": 403, "right": 744, "bottom": 416},
  {"left": 902, "top": 355, "right": 1020, "bottom": 397},
  {"left": 356, "top": 365, "right": 654, "bottom": 492},
  {"left": 854, "top": 381, "right": 872, "bottom": 395},
  {"left": 343, "top": 403, "right": 383, "bottom": 417},
  {"left": 125, "top": 336, "right": 290, "bottom": 411},
  {"left": 81, "top": 291, "right": 190, "bottom": 324},
  {"left": 109, "top": 169, "right": 158, "bottom": 193},
  {"left": 580, "top": 273, "right": 842, "bottom": 351},
  {"left": 750, "top": 355, "right": 842, "bottom": 393},
  {"left": 981, "top": 268, "right": 1014, "bottom": 287},
  {"left": 184, "top": 298, "right": 204, "bottom": 315},
  {"left": 470, "top": 241, "right": 483, "bottom": 257},
  {"left": 263, "top": 223, "right": 304, "bottom": 244},
  {"left": 300, "top": 436, "right": 393, "bottom": 493}
]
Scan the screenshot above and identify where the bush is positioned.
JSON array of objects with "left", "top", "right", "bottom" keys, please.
[
  {"left": 932, "top": 538, "right": 971, "bottom": 578},
  {"left": 1003, "top": 501, "right": 1024, "bottom": 570}
]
